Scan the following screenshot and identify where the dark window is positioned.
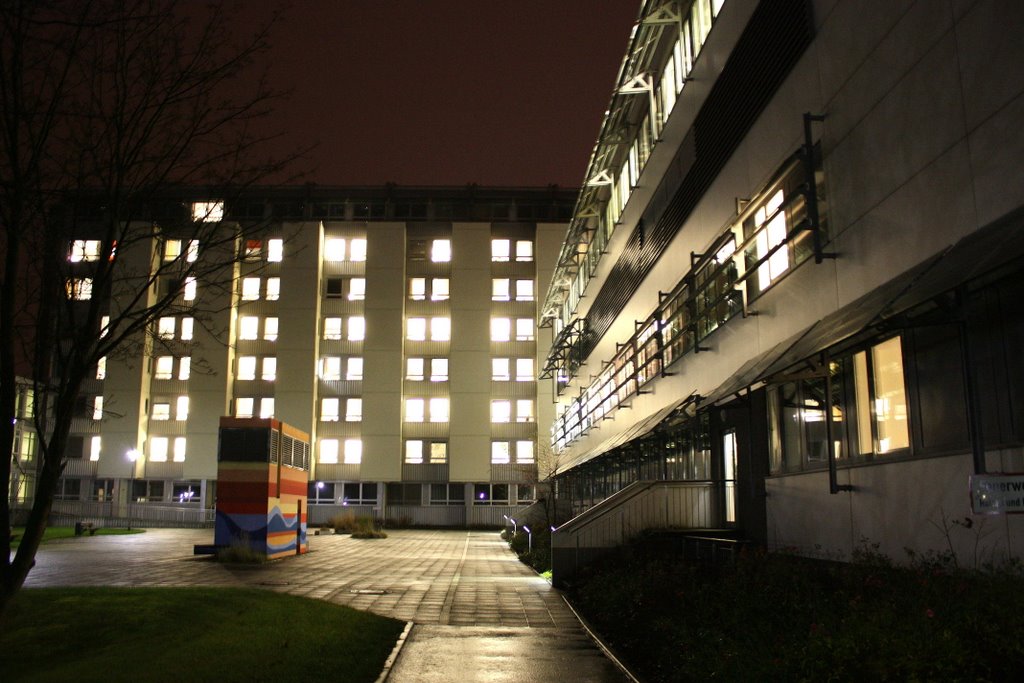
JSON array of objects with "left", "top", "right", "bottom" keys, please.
[
  {"left": 326, "top": 278, "right": 343, "bottom": 298},
  {"left": 386, "top": 482, "right": 421, "bottom": 506}
]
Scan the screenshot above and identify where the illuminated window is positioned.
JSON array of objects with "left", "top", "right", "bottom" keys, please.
[
  {"left": 178, "top": 357, "right": 191, "bottom": 380},
  {"left": 173, "top": 437, "right": 186, "bottom": 462},
  {"left": 754, "top": 189, "right": 789, "bottom": 292},
  {"left": 264, "top": 317, "right": 278, "bottom": 341},
  {"left": 491, "top": 318, "right": 511, "bottom": 342},
  {"left": 407, "top": 318, "right": 427, "bottom": 341},
  {"left": 431, "top": 239, "right": 451, "bottom": 262},
  {"left": 347, "top": 316, "right": 365, "bottom": 341},
  {"left": 405, "top": 398, "right": 425, "bottom": 422},
  {"left": 100, "top": 315, "right": 110, "bottom": 338},
  {"left": 324, "top": 317, "right": 342, "bottom": 340},
  {"left": 515, "top": 358, "right": 533, "bottom": 381},
  {"left": 267, "top": 238, "right": 284, "bottom": 262},
  {"left": 430, "top": 442, "right": 447, "bottom": 464},
  {"left": 89, "top": 436, "right": 101, "bottom": 461},
  {"left": 515, "top": 280, "right": 534, "bottom": 301},
  {"left": 859, "top": 337, "right": 910, "bottom": 454},
  {"left": 180, "top": 317, "right": 194, "bottom": 340},
  {"left": 186, "top": 240, "right": 199, "bottom": 263},
  {"left": 492, "top": 278, "right": 510, "bottom": 301},
  {"left": 262, "top": 357, "right": 277, "bottom": 381},
  {"left": 150, "top": 437, "right": 169, "bottom": 462},
  {"left": 405, "top": 440, "right": 423, "bottom": 464},
  {"left": 324, "top": 237, "right": 346, "bottom": 261},
  {"left": 164, "top": 239, "right": 182, "bottom": 261},
  {"left": 153, "top": 402, "right": 171, "bottom": 421},
  {"left": 516, "top": 399, "right": 534, "bottom": 422},
  {"left": 515, "top": 240, "right": 533, "bottom": 262},
  {"left": 343, "top": 439, "right": 362, "bottom": 464},
  {"left": 235, "top": 397, "right": 255, "bottom": 418},
  {"left": 516, "top": 440, "right": 534, "bottom": 464},
  {"left": 491, "top": 441, "right": 510, "bottom": 464},
  {"left": 66, "top": 278, "right": 92, "bottom": 300},
  {"left": 409, "top": 278, "right": 426, "bottom": 300},
  {"left": 345, "top": 398, "right": 362, "bottom": 422},
  {"left": 430, "top": 358, "right": 448, "bottom": 382},
  {"left": 183, "top": 277, "right": 197, "bottom": 301},
  {"left": 350, "top": 238, "right": 367, "bottom": 262},
  {"left": 319, "top": 357, "right": 341, "bottom": 381},
  {"left": 155, "top": 356, "right": 173, "bottom": 380},
  {"left": 430, "top": 317, "right": 450, "bottom": 341},
  {"left": 346, "top": 357, "right": 363, "bottom": 381},
  {"left": 431, "top": 278, "right": 449, "bottom": 301},
  {"left": 259, "top": 397, "right": 274, "bottom": 419},
  {"left": 348, "top": 278, "right": 365, "bottom": 301},
  {"left": 191, "top": 201, "right": 223, "bottom": 222},
  {"left": 266, "top": 277, "right": 280, "bottom": 301},
  {"left": 320, "top": 439, "right": 339, "bottom": 464},
  {"left": 244, "top": 239, "right": 262, "bottom": 261},
  {"left": 321, "top": 398, "right": 340, "bottom": 422},
  {"left": 491, "top": 239, "right": 510, "bottom": 262},
  {"left": 492, "top": 358, "right": 510, "bottom": 381},
  {"left": 429, "top": 397, "right": 450, "bottom": 423},
  {"left": 92, "top": 396, "right": 104, "bottom": 421},
  {"left": 96, "top": 357, "right": 106, "bottom": 380},
  {"left": 238, "top": 356, "right": 257, "bottom": 380},
  {"left": 239, "top": 316, "right": 258, "bottom": 340},
  {"left": 491, "top": 400, "right": 511, "bottom": 423},
  {"left": 515, "top": 318, "right": 534, "bottom": 341},
  {"left": 406, "top": 358, "right": 425, "bottom": 381},
  {"left": 69, "top": 239, "right": 101, "bottom": 262},
  {"left": 176, "top": 396, "right": 189, "bottom": 421}
]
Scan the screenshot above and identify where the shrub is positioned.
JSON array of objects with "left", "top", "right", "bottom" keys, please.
[
  {"left": 350, "top": 516, "right": 387, "bottom": 539},
  {"left": 567, "top": 542, "right": 1024, "bottom": 682},
  {"left": 217, "top": 535, "right": 265, "bottom": 564},
  {"left": 329, "top": 512, "right": 378, "bottom": 534}
]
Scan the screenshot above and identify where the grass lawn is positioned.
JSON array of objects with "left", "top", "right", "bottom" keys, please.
[
  {"left": 9, "top": 526, "right": 144, "bottom": 548},
  {"left": 0, "top": 587, "right": 405, "bottom": 682}
]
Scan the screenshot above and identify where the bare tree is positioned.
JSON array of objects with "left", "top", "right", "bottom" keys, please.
[{"left": 0, "top": 0, "right": 302, "bottom": 620}]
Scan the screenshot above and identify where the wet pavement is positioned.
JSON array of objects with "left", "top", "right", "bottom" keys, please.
[{"left": 24, "top": 528, "right": 629, "bottom": 682}]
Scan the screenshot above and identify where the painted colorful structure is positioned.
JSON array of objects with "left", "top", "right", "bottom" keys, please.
[{"left": 214, "top": 418, "right": 311, "bottom": 559}]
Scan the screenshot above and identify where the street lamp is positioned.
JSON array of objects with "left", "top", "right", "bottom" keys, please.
[
  {"left": 126, "top": 449, "right": 140, "bottom": 529},
  {"left": 315, "top": 480, "right": 324, "bottom": 505},
  {"left": 522, "top": 525, "right": 532, "bottom": 553}
]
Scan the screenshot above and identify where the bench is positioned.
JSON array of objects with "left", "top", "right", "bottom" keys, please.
[{"left": 75, "top": 521, "right": 98, "bottom": 536}]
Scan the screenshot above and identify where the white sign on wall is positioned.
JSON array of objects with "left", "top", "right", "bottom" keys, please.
[{"left": 970, "top": 474, "right": 1024, "bottom": 514}]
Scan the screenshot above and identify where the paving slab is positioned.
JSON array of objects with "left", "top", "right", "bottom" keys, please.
[{"left": 22, "top": 528, "right": 628, "bottom": 681}]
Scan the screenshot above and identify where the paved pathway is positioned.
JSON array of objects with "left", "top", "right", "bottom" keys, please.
[{"left": 24, "top": 528, "right": 627, "bottom": 682}]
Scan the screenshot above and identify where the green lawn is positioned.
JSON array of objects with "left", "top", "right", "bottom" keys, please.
[
  {"left": 9, "top": 526, "right": 144, "bottom": 548},
  {"left": 0, "top": 587, "right": 405, "bottom": 682}
]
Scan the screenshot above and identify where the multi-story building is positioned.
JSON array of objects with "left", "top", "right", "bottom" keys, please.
[
  {"left": 47, "top": 185, "right": 573, "bottom": 527},
  {"left": 544, "top": 0, "right": 1024, "bottom": 574}
]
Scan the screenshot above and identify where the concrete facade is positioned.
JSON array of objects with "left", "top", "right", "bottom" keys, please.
[{"left": 543, "top": 0, "right": 1024, "bottom": 565}]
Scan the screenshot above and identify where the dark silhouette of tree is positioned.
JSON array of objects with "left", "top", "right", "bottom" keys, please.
[{"left": 0, "top": 0, "right": 303, "bottom": 620}]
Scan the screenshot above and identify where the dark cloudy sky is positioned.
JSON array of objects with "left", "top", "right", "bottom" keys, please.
[{"left": 250, "top": 1, "right": 640, "bottom": 188}]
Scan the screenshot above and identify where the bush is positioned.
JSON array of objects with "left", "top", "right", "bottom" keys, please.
[
  {"left": 217, "top": 535, "right": 265, "bottom": 564},
  {"left": 506, "top": 526, "right": 551, "bottom": 573},
  {"left": 567, "top": 543, "right": 1024, "bottom": 682},
  {"left": 331, "top": 514, "right": 386, "bottom": 538}
]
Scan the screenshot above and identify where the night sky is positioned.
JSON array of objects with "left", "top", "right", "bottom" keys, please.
[{"left": 248, "top": 1, "right": 640, "bottom": 188}]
